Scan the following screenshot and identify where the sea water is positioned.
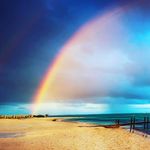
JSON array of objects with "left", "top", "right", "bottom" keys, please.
[{"left": 52, "top": 113, "right": 150, "bottom": 134}]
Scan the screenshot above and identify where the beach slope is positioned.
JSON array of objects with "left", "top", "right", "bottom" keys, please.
[{"left": 0, "top": 118, "right": 150, "bottom": 150}]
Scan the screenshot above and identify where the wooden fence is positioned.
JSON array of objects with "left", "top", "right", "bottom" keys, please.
[{"left": 114, "top": 116, "right": 150, "bottom": 137}]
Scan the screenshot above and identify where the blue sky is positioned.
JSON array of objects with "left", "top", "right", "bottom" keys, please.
[{"left": 0, "top": 0, "right": 150, "bottom": 115}]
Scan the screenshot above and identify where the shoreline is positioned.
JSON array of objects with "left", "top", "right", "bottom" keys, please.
[
  {"left": 1, "top": 117, "right": 150, "bottom": 137},
  {"left": 60, "top": 118, "right": 150, "bottom": 138},
  {"left": 0, "top": 118, "right": 150, "bottom": 150}
]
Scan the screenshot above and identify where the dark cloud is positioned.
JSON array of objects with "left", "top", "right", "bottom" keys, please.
[
  {"left": 0, "top": 0, "right": 150, "bottom": 106},
  {"left": 132, "top": 74, "right": 150, "bottom": 87},
  {"left": 0, "top": 0, "right": 127, "bottom": 104}
]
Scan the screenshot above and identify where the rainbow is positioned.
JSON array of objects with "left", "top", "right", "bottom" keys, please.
[{"left": 32, "top": 7, "right": 127, "bottom": 114}]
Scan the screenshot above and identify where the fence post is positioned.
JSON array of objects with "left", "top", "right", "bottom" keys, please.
[
  {"left": 130, "top": 117, "right": 133, "bottom": 132},
  {"left": 144, "top": 117, "right": 146, "bottom": 130},
  {"left": 132, "top": 116, "right": 135, "bottom": 133},
  {"left": 118, "top": 119, "right": 120, "bottom": 125},
  {"left": 146, "top": 117, "right": 149, "bottom": 136}
]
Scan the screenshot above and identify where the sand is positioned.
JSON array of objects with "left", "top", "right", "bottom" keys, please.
[{"left": 0, "top": 118, "right": 150, "bottom": 150}]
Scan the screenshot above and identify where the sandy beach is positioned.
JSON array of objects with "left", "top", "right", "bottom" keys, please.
[{"left": 0, "top": 118, "right": 150, "bottom": 150}]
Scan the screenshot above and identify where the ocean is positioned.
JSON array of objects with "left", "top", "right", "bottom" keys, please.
[{"left": 52, "top": 113, "right": 150, "bottom": 134}]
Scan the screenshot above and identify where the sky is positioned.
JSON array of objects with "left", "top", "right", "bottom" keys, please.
[{"left": 0, "top": 0, "right": 150, "bottom": 115}]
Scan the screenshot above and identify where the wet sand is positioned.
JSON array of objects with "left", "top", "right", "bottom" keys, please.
[{"left": 0, "top": 118, "right": 150, "bottom": 150}]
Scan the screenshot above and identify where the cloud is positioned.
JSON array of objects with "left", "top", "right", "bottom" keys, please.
[
  {"left": 1, "top": 0, "right": 150, "bottom": 114},
  {"left": 39, "top": 5, "right": 150, "bottom": 104},
  {"left": 30, "top": 102, "right": 108, "bottom": 115}
]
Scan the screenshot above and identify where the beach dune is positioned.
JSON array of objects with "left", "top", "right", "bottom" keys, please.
[{"left": 0, "top": 118, "right": 150, "bottom": 150}]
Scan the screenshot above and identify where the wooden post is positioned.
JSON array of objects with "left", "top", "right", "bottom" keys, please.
[
  {"left": 132, "top": 116, "right": 135, "bottom": 133},
  {"left": 144, "top": 117, "right": 146, "bottom": 130},
  {"left": 143, "top": 117, "right": 146, "bottom": 137},
  {"left": 146, "top": 117, "right": 149, "bottom": 136},
  {"left": 130, "top": 117, "right": 133, "bottom": 132},
  {"left": 118, "top": 120, "right": 120, "bottom": 125}
]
